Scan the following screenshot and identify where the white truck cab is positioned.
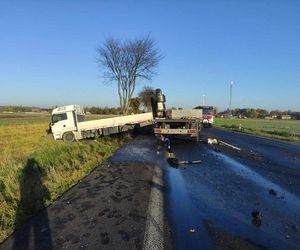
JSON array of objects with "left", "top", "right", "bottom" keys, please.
[{"left": 51, "top": 105, "right": 85, "bottom": 141}]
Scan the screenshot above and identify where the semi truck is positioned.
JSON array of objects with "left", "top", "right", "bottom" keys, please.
[
  {"left": 152, "top": 89, "right": 202, "bottom": 142},
  {"left": 195, "top": 105, "right": 214, "bottom": 127},
  {"left": 50, "top": 105, "right": 153, "bottom": 142}
]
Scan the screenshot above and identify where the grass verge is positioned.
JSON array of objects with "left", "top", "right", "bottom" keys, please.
[
  {"left": 0, "top": 114, "right": 128, "bottom": 243},
  {"left": 214, "top": 118, "right": 300, "bottom": 143}
]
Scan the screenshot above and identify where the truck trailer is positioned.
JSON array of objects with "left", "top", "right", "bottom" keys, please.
[
  {"left": 152, "top": 89, "right": 202, "bottom": 142},
  {"left": 50, "top": 105, "right": 153, "bottom": 142}
]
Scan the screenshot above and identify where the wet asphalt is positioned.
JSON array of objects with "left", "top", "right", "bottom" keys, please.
[
  {"left": 164, "top": 128, "right": 300, "bottom": 250},
  {"left": 1, "top": 127, "right": 300, "bottom": 250}
]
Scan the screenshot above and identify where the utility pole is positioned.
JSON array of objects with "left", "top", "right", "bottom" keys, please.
[
  {"left": 229, "top": 81, "right": 233, "bottom": 112},
  {"left": 202, "top": 94, "right": 206, "bottom": 106}
]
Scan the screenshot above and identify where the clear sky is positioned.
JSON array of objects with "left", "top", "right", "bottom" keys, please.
[{"left": 0, "top": 0, "right": 299, "bottom": 111}]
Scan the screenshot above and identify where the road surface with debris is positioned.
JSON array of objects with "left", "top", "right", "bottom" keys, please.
[
  {"left": 0, "top": 137, "right": 171, "bottom": 250},
  {"left": 1, "top": 128, "right": 299, "bottom": 250},
  {"left": 164, "top": 127, "right": 300, "bottom": 249}
]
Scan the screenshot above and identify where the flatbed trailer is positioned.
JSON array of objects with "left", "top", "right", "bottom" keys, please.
[{"left": 50, "top": 105, "right": 153, "bottom": 141}]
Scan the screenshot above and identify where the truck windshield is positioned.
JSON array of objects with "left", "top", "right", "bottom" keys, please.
[
  {"left": 203, "top": 108, "right": 213, "bottom": 114},
  {"left": 52, "top": 113, "right": 67, "bottom": 124}
]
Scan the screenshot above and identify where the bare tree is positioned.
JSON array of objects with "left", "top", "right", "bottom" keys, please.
[
  {"left": 97, "top": 36, "right": 163, "bottom": 115},
  {"left": 138, "top": 86, "right": 155, "bottom": 111}
]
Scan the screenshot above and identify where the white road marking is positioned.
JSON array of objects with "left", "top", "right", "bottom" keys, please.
[
  {"left": 219, "top": 140, "right": 241, "bottom": 151},
  {"left": 143, "top": 165, "right": 164, "bottom": 250}
]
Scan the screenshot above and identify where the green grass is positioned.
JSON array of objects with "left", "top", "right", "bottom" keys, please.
[
  {"left": 0, "top": 112, "right": 128, "bottom": 242},
  {"left": 0, "top": 112, "right": 50, "bottom": 125},
  {"left": 214, "top": 118, "right": 300, "bottom": 143}
]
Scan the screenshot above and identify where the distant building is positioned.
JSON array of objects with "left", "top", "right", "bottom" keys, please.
[
  {"left": 281, "top": 115, "right": 291, "bottom": 120},
  {"left": 265, "top": 116, "right": 273, "bottom": 120}
]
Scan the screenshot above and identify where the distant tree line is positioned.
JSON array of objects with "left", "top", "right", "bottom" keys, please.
[
  {"left": 0, "top": 106, "right": 36, "bottom": 112},
  {"left": 0, "top": 104, "right": 144, "bottom": 115},
  {"left": 84, "top": 106, "right": 121, "bottom": 115},
  {"left": 217, "top": 108, "right": 300, "bottom": 120},
  {"left": 2, "top": 105, "right": 299, "bottom": 119},
  {"left": 84, "top": 100, "right": 144, "bottom": 115}
]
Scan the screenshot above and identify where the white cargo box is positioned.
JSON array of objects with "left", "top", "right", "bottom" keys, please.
[{"left": 170, "top": 109, "right": 202, "bottom": 119}]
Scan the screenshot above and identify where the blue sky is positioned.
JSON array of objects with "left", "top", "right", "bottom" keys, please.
[{"left": 0, "top": 0, "right": 299, "bottom": 111}]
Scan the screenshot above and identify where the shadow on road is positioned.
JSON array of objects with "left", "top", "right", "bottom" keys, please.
[{"left": 12, "top": 158, "right": 52, "bottom": 250}]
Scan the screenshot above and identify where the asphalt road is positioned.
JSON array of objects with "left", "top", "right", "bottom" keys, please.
[
  {"left": 164, "top": 127, "right": 300, "bottom": 250},
  {"left": 0, "top": 137, "right": 171, "bottom": 250},
  {"left": 1, "top": 128, "right": 300, "bottom": 250}
]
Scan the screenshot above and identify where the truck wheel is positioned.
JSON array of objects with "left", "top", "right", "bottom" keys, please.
[{"left": 62, "top": 132, "right": 75, "bottom": 142}]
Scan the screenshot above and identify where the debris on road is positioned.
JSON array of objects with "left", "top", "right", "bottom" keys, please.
[
  {"left": 163, "top": 137, "right": 171, "bottom": 149},
  {"left": 100, "top": 232, "right": 110, "bottom": 245},
  {"left": 163, "top": 138, "right": 202, "bottom": 167},
  {"left": 251, "top": 210, "right": 262, "bottom": 227},
  {"left": 208, "top": 138, "right": 218, "bottom": 144},
  {"left": 167, "top": 157, "right": 180, "bottom": 167},
  {"left": 269, "top": 188, "right": 277, "bottom": 196},
  {"left": 166, "top": 149, "right": 202, "bottom": 168},
  {"left": 291, "top": 225, "right": 298, "bottom": 232},
  {"left": 213, "top": 147, "right": 221, "bottom": 152}
]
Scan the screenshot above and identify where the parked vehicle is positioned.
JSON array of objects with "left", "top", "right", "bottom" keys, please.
[{"left": 50, "top": 105, "right": 153, "bottom": 141}]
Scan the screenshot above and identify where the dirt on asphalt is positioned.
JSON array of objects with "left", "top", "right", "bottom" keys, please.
[{"left": 0, "top": 160, "right": 158, "bottom": 250}]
